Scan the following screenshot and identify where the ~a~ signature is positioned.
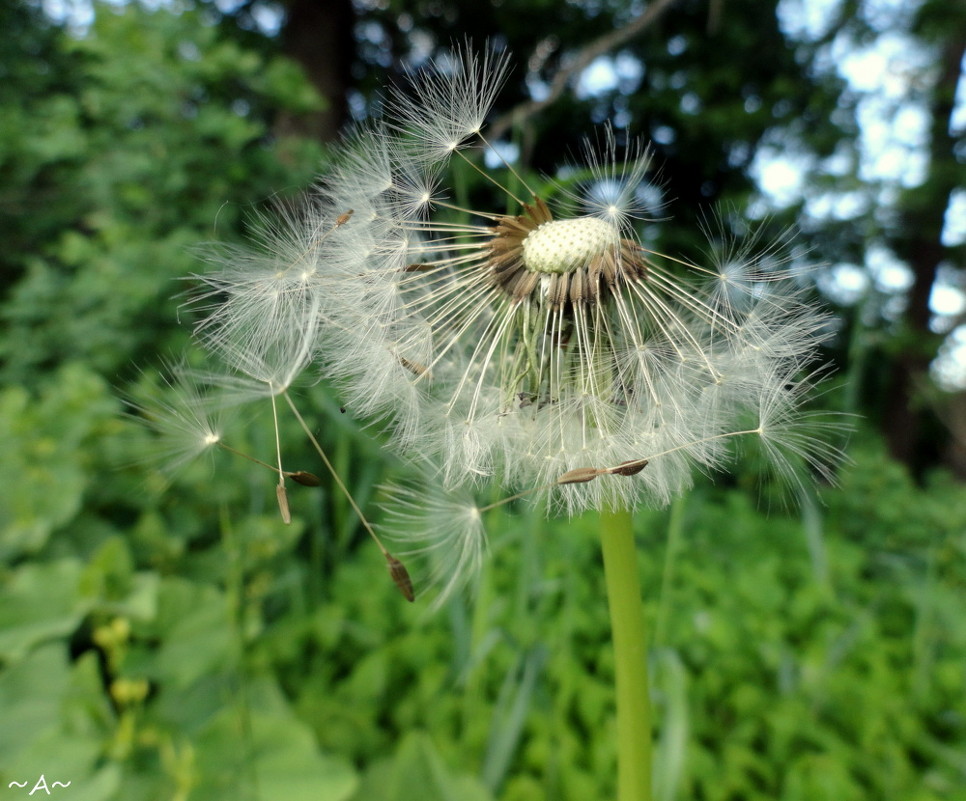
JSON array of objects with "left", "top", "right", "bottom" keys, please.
[{"left": 7, "top": 775, "right": 72, "bottom": 796}]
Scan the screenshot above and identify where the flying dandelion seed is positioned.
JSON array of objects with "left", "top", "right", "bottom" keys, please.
[{"left": 128, "top": 361, "right": 228, "bottom": 476}]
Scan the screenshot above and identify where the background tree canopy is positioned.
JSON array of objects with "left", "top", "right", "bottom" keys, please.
[{"left": 0, "top": 1, "right": 964, "bottom": 800}]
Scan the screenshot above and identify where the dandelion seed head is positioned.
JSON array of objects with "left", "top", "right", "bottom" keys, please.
[
  {"left": 522, "top": 217, "right": 621, "bottom": 275},
  {"left": 339, "top": 50, "right": 838, "bottom": 514},
  {"left": 181, "top": 44, "right": 846, "bottom": 601}
]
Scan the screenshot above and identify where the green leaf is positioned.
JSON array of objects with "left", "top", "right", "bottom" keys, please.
[
  {"left": 150, "top": 578, "right": 235, "bottom": 691},
  {"left": 0, "top": 646, "right": 119, "bottom": 801},
  {"left": 351, "top": 732, "right": 493, "bottom": 801},
  {"left": 0, "top": 560, "right": 88, "bottom": 663},
  {"left": 0, "top": 363, "right": 117, "bottom": 559},
  {"left": 192, "top": 678, "right": 358, "bottom": 801}
]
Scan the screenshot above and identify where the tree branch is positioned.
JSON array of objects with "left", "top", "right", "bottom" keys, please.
[{"left": 487, "top": 0, "right": 682, "bottom": 143}]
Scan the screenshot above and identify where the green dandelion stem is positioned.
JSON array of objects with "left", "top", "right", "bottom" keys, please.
[{"left": 600, "top": 505, "right": 653, "bottom": 801}]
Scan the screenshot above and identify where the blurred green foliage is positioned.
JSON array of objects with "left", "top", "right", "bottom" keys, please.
[
  {"left": 1, "top": 3, "right": 964, "bottom": 801},
  {"left": 0, "top": 1, "right": 323, "bottom": 383},
  {"left": 3, "top": 407, "right": 966, "bottom": 800}
]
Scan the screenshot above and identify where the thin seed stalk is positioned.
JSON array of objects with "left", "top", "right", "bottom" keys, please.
[{"left": 600, "top": 505, "right": 653, "bottom": 801}]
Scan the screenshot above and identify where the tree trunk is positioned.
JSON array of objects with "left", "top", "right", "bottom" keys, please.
[
  {"left": 883, "top": 29, "right": 965, "bottom": 474},
  {"left": 276, "top": 0, "right": 354, "bottom": 142}
]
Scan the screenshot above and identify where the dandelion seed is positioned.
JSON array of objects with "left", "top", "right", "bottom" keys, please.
[
  {"left": 385, "top": 554, "right": 416, "bottom": 602},
  {"left": 276, "top": 484, "right": 291, "bottom": 525},
  {"left": 607, "top": 459, "right": 650, "bottom": 477},
  {"left": 288, "top": 470, "right": 322, "bottom": 487},
  {"left": 188, "top": 200, "right": 333, "bottom": 356},
  {"left": 128, "top": 361, "right": 228, "bottom": 476},
  {"left": 380, "top": 478, "right": 486, "bottom": 608},
  {"left": 388, "top": 43, "right": 512, "bottom": 163},
  {"left": 557, "top": 467, "right": 604, "bottom": 485}
]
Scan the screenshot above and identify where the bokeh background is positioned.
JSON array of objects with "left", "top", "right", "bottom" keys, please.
[{"left": 1, "top": 1, "right": 964, "bottom": 799}]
